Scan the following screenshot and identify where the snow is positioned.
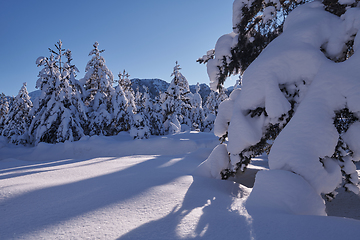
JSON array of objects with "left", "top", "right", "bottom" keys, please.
[
  {"left": 1, "top": 132, "right": 360, "bottom": 239},
  {"left": 262, "top": 6, "right": 276, "bottom": 23},
  {"left": 195, "top": 144, "right": 230, "bottom": 179},
  {"left": 207, "top": 32, "right": 237, "bottom": 90},
  {"left": 246, "top": 170, "right": 327, "bottom": 216}
]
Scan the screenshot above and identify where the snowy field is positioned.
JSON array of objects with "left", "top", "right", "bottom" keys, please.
[{"left": 1, "top": 132, "right": 360, "bottom": 239}]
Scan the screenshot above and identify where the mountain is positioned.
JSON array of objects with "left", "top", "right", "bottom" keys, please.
[
  {"left": 131, "top": 78, "right": 212, "bottom": 103},
  {"left": 27, "top": 79, "right": 230, "bottom": 103},
  {"left": 29, "top": 90, "right": 41, "bottom": 100},
  {"left": 130, "top": 78, "right": 169, "bottom": 100}
]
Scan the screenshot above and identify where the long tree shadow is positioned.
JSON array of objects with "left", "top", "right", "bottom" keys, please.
[
  {"left": 0, "top": 150, "right": 206, "bottom": 239},
  {"left": 118, "top": 176, "right": 254, "bottom": 240}
]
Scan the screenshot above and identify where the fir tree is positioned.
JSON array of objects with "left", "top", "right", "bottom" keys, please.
[
  {"left": 2, "top": 83, "right": 33, "bottom": 144},
  {"left": 129, "top": 112, "right": 151, "bottom": 139},
  {"left": 190, "top": 83, "right": 205, "bottom": 131},
  {"left": 144, "top": 86, "right": 165, "bottom": 135},
  {"left": 0, "top": 93, "right": 9, "bottom": 134},
  {"left": 111, "top": 81, "right": 128, "bottom": 134},
  {"left": 134, "top": 86, "right": 143, "bottom": 112},
  {"left": 29, "top": 40, "right": 86, "bottom": 145},
  {"left": 203, "top": 87, "right": 228, "bottom": 132},
  {"left": 81, "top": 42, "right": 114, "bottom": 136},
  {"left": 130, "top": 85, "right": 150, "bottom": 139},
  {"left": 205, "top": 2, "right": 360, "bottom": 207},
  {"left": 198, "top": 0, "right": 358, "bottom": 91},
  {"left": 117, "top": 70, "right": 136, "bottom": 131},
  {"left": 161, "top": 62, "right": 192, "bottom": 133}
]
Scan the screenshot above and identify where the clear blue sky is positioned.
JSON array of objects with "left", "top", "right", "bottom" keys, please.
[{"left": 0, "top": 0, "right": 235, "bottom": 96}]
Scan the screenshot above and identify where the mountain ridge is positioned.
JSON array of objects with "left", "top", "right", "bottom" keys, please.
[{"left": 27, "top": 79, "right": 217, "bottom": 103}]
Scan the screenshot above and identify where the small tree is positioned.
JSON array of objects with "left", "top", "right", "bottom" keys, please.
[
  {"left": 144, "top": 86, "right": 165, "bottom": 136},
  {"left": 203, "top": 87, "right": 228, "bottom": 132},
  {"left": 2, "top": 83, "right": 33, "bottom": 144},
  {"left": 130, "top": 86, "right": 151, "bottom": 139},
  {"left": 129, "top": 113, "right": 151, "bottom": 139},
  {"left": 161, "top": 62, "right": 192, "bottom": 133},
  {"left": 118, "top": 70, "right": 136, "bottom": 131},
  {"left": 191, "top": 83, "right": 205, "bottom": 131},
  {"left": 111, "top": 81, "right": 128, "bottom": 134},
  {"left": 0, "top": 93, "right": 9, "bottom": 134}
]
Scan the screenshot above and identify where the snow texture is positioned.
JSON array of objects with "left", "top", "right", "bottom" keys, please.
[{"left": 1, "top": 132, "right": 360, "bottom": 239}]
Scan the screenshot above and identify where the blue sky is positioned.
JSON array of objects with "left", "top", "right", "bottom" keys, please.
[{"left": 0, "top": 0, "right": 235, "bottom": 96}]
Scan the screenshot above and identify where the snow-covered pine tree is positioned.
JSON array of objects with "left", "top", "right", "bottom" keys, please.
[
  {"left": 203, "top": 91, "right": 218, "bottom": 133},
  {"left": 198, "top": 0, "right": 308, "bottom": 90},
  {"left": 190, "top": 83, "right": 205, "bottom": 131},
  {"left": 29, "top": 40, "right": 87, "bottom": 144},
  {"left": 111, "top": 81, "right": 128, "bottom": 134},
  {"left": 63, "top": 49, "right": 88, "bottom": 128},
  {"left": 117, "top": 70, "right": 136, "bottom": 131},
  {"left": 0, "top": 93, "right": 9, "bottom": 134},
  {"left": 203, "top": 1, "right": 360, "bottom": 213},
  {"left": 1, "top": 83, "right": 33, "bottom": 144},
  {"left": 118, "top": 70, "right": 136, "bottom": 111},
  {"left": 161, "top": 62, "right": 192, "bottom": 133},
  {"left": 204, "top": 91, "right": 218, "bottom": 116},
  {"left": 129, "top": 112, "right": 151, "bottom": 140},
  {"left": 134, "top": 86, "right": 143, "bottom": 112},
  {"left": 144, "top": 86, "right": 165, "bottom": 136},
  {"left": 129, "top": 85, "right": 150, "bottom": 139},
  {"left": 203, "top": 86, "right": 229, "bottom": 132},
  {"left": 81, "top": 42, "right": 114, "bottom": 136},
  {"left": 199, "top": 0, "right": 359, "bottom": 91}
]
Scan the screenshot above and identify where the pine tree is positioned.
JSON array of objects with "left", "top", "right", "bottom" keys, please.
[
  {"left": 205, "top": 2, "right": 360, "bottom": 208},
  {"left": 203, "top": 87, "right": 228, "bottom": 132},
  {"left": 2, "top": 83, "right": 33, "bottom": 144},
  {"left": 198, "top": 0, "right": 358, "bottom": 91},
  {"left": 0, "top": 93, "right": 9, "bottom": 134},
  {"left": 29, "top": 40, "right": 87, "bottom": 145},
  {"left": 111, "top": 81, "right": 128, "bottom": 134},
  {"left": 118, "top": 70, "right": 136, "bottom": 111},
  {"left": 130, "top": 85, "right": 151, "bottom": 139},
  {"left": 161, "top": 62, "right": 192, "bottom": 133},
  {"left": 190, "top": 83, "right": 205, "bottom": 131},
  {"left": 81, "top": 42, "right": 114, "bottom": 136},
  {"left": 134, "top": 86, "right": 143, "bottom": 112},
  {"left": 117, "top": 70, "right": 136, "bottom": 131},
  {"left": 129, "top": 112, "right": 151, "bottom": 139},
  {"left": 144, "top": 86, "right": 165, "bottom": 135},
  {"left": 203, "top": 91, "right": 218, "bottom": 133}
]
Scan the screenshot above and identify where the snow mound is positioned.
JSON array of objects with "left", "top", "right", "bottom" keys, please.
[{"left": 246, "top": 170, "right": 326, "bottom": 216}]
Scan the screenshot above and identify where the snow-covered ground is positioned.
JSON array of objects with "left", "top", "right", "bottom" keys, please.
[{"left": 1, "top": 132, "right": 360, "bottom": 239}]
